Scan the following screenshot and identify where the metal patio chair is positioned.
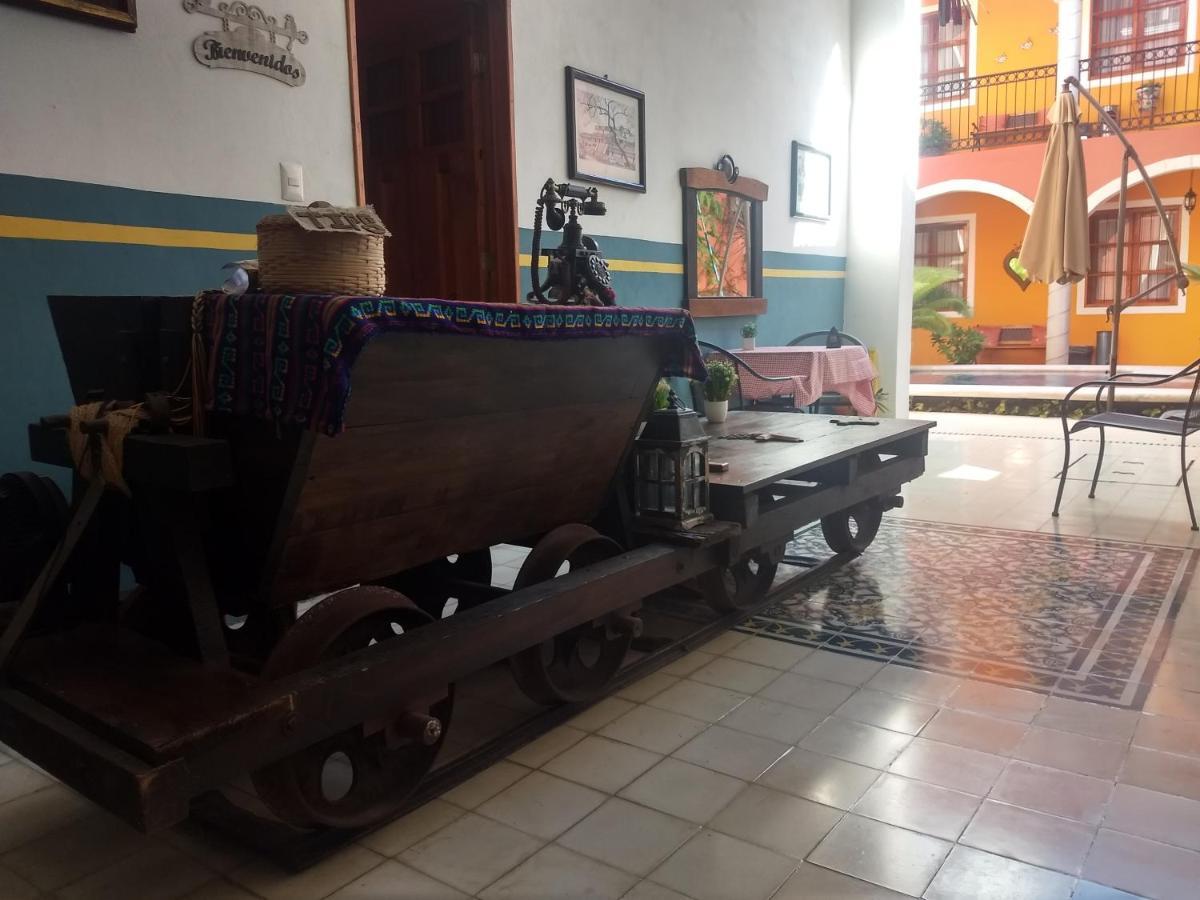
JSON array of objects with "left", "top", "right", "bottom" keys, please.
[
  {"left": 691, "top": 341, "right": 800, "bottom": 412},
  {"left": 1052, "top": 359, "right": 1200, "bottom": 531}
]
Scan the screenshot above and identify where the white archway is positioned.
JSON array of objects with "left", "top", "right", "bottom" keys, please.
[
  {"left": 1087, "top": 154, "right": 1200, "bottom": 212},
  {"left": 916, "top": 179, "right": 1035, "bottom": 214}
]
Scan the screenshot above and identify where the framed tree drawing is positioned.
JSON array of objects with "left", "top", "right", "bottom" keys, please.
[
  {"left": 566, "top": 67, "right": 646, "bottom": 193},
  {"left": 1, "top": 0, "right": 137, "bottom": 31},
  {"left": 791, "top": 142, "right": 831, "bottom": 220}
]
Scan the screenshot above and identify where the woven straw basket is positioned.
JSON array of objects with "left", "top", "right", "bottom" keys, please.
[{"left": 257, "top": 209, "right": 387, "bottom": 296}]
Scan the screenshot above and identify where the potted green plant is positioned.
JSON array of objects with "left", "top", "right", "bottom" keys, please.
[
  {"left": 741, "top": 322, "right": 758, "bottom": 351},
  {"left": 702, "top": 360, "right": 738, "bottom": 423},
  {"left": 931, "top": 321, "right": 986, "bottom": 364},
  {"left": 1136, "top": 82, "right": 1162, "bottom": 113},
  {"left": 654, "top": 379, "right": 671, "bottom": 410},
  {"left": 919, "top": 119, "right": 952, "bottom": 156}
]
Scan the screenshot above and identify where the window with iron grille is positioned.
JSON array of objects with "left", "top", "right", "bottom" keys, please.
[
  {"left": 915, "top": 221, "right": 969, "bottom": 302},
  {"left": 921, "top": 12, "right": 970, "bottom": 99},
  {"left": 1090, "top": 0, "right": 1189, "bottom": 73},
  {"left": 1086, "top": 205, "right": 1183, "bottom": 308}
]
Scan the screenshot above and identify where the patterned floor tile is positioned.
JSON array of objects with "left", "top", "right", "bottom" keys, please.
[{"left": 745, "top": 521, "right": 1196, "bottom": 710}]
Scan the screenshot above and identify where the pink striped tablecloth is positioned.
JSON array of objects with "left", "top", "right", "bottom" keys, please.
[{"left": 732, "top": 346, "right": 877, "bottom": 415}]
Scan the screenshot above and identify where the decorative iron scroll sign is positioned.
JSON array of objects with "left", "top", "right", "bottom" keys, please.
[{"left": 183, "top": 1, "right": 308, "bottom": 87}]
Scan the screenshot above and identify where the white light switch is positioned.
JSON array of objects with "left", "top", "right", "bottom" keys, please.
[{"left": 280, "top": 162, "right": 304, "bottom": 202}]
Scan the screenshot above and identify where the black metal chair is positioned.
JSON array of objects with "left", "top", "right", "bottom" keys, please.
[
  {"left": 1052, "top": 360, "right": 1200, "bottom": 531},
  {"left": 786, "top": 328, "right": 866, "bottom": 413},
  {"left": 690, "top": 341, "right": 801, "bottom": 412}
]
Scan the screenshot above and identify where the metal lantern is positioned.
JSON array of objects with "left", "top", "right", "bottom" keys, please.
[{"left": 634, "top": 391, "right": 712, "bottom": 530}]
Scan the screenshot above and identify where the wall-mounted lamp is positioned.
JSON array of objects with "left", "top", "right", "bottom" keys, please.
[
  {"left": 1185, "top": 181, "right": 1197, "bottom": 215},
  {"left": 713, "top": 155, "right": 739, "bottom": 184}
]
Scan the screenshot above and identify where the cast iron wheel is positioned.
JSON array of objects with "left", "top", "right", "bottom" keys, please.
[
  {"left": 819, "top": 451, "right": 885, "bottom": 555},
  {"left": 508, "top": 524, "right": 633, "bottom": 705},
  {"left": 381, "top": 549, "right": 493, "bottom": 620},
  {"left": 0, "top": 473, "right": 68, "bottom": 605},
  {"left": 820, "top": 501, "right": 884, "bottom": 554},
  {"left": 250, "top": 585, "right": 452, "bottom": 829},
  {"left": 698, "top": 549, "right": 780, "bottom": 613}
]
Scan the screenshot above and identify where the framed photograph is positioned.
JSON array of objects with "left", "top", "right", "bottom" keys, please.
[
  {"left": 1, "top": 0, "right": 137, "bottom": 31},
  {"left": 790, "top": 142, "right": 831, "bottom": 220},
  {"left": 566, "top": 67, "right": 646, "bottom": 193}
]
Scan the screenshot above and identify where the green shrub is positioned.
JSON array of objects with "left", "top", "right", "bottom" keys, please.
[
  {"left": 930, "top": 322, "right": 985, "bottom": 365},
  {"left": 703, "top": 360, "right": 738, "bottom": 402},
  {"left": 920, "top": 119, "right": 952, "bottom": 156},
  {"left": 654, "top": 379, "right": 671, "bottom": 410},
  {"left": 741, "top": 322, "right": 758, "bottom": 338}
]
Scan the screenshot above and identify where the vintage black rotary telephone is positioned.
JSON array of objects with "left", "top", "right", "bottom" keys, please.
[{"left": 528, "top": 178, "right": 615, "bottom": 305}]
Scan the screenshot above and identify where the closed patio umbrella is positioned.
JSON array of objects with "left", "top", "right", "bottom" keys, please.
[{"left": 1018, "top": 90, "right": 1089, "bottom": 286}]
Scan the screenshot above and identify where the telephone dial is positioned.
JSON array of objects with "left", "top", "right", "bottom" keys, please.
[{"left": 528, "top": 178, "right": 615, "bottom": 306}]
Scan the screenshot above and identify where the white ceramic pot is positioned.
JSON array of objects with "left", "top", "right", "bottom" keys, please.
[
  {"left": 742, "top": 337, "right": 755, "bottom": 350},
  {"left": 706, "top": 399, "right": 729, "bottom": 423}
]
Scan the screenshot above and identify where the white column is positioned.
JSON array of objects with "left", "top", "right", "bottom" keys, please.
[
  {"left": 1046, "top": 282, "right": 1073, "bottom": 365},
  {"left": 845, "top": 0, "right": 922, "bottom": 415},
  {"left": 1057, "top": 0, "right": 1084, "bottom": 86},
  {"left": 1046, "top": 0, "right": 1084, "bottom": 365}
]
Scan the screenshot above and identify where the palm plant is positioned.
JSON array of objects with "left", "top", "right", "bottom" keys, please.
[{"left": 913, "top": 266, "right": 970, "bottom": 336}]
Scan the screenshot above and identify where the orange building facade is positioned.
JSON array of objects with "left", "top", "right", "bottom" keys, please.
[{"left": 917, "top": 0, "right": 1200, "bottom": 367}]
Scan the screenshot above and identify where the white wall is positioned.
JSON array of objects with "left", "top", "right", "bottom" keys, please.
[
  {"left": 0, "top": 1, "right": 356, "bottom": 205},
  {"left": 511, "top": 0, "right": 852, "bottom": 257},
  {"left": 844, "top": 0, "right": 922, "bottom": 414}
]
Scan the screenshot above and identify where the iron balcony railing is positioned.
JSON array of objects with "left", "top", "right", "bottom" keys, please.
[
  {"left": 919, "top": 40, "right": 1200, "bottom": 155},
  {"left": 920, "top": 63, "right": 1058, "bottom": 154},
  {"left": 1079, "top": 40, "right": 1200, "bottom": 132}
]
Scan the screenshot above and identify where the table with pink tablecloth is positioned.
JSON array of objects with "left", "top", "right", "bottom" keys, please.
[{"left": 733, "top": 346, "right": 878, "bottom": 415}]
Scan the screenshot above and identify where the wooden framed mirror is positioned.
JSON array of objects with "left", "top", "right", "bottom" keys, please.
[
  {"left": 680, "top": 167, "right": 767, "bottom": 317},
  {"left": 2, "top": 0, "right": 137, "bottom": 31}
]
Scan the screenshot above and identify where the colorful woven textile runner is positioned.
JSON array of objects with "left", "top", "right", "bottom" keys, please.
[{"left": 194, "top": 292, "right": 707, "bottom": 435}]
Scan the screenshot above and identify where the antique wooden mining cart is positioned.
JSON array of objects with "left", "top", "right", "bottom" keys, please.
[{"left": 0, "top": 292, "right": 932, "bottom": 843}]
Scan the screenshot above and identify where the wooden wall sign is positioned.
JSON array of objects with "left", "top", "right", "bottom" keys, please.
[
  {"left": 183, "top": 0, "right": 308, "bottom": 87},
  {"left": 1, "top": 0, "right": 137, "bottom": 32},
  {"left": 287, "top": 204, "right": 392, "bottom": 236}
]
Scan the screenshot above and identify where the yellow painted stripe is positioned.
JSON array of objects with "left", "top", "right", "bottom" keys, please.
[
  {"left": 0, "top": 215, "right": 257, "bottom": 252},
  {"left": 519, "top": 254, "right": 845, "bottom": 279},
  {"left": 764, "top": 268, "right": 846, "bottom": 280},
  {"left": 518, "top": 253, "right": 682, "bottom": 275}
]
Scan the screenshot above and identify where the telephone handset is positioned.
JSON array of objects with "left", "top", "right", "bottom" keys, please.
[{"left": 528, "top": 178, "right": 616, "bottom": 306}]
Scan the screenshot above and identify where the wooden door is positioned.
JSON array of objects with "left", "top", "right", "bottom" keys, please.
[{"left": 356, "top": 0, "right": 515, "bottom": 301}]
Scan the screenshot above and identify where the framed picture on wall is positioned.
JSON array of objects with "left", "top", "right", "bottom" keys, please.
[
  {"left": 1, "top": 0, "right": 137, "bottom": 31},
  {"left": 566, "top": 67, "right": 647, "bottom": 193},
  {"left": 791, "top": 142, "right": 831, "bottom": 220}
]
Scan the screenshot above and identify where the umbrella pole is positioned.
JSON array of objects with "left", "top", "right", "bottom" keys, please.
[
  {"left": 1063, "top": 76, "right": 1190, "bottom": 400},
  {"left": 1108, "top": 151, "right": 1131, "bottom": 408}
]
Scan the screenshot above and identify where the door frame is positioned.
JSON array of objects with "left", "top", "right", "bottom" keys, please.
[{"left": 343, "top": 0, "right": 520, "bottom": 301}]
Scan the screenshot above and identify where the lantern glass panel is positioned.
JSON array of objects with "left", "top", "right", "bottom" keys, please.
[
  {"left": 641, "top": 452, "right": 659, "bottom": 481},
  {"left": 639, "top": 479, "right": 659, "bottom": 512},
  {"left": 663, "top": 454, "right": 676, "bottom": 478},
  {"left": 663, "top": 481, "right": 677, "bottom": 513}
]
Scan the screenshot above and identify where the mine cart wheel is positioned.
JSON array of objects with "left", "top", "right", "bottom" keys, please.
[
  {"left": 0, "top": 472, "right": 68, "bottom": 605},
  {"left": 382, "top": 549, "right": 493, "bottom": 620},
  {"left": 820, "top": 451, "right": 886, "bottom": 556},
  {"left": 820, "top": 502, "right": 884, "bottom": 555},
  {"left": 250, "top": 585, "right": 452, "bottom": 830},
  {"left": 509, "top": 524, "right": 635, "bottom": 705},
  {"left": 698, "top": 547, "right": 781, "bottom": 613}
]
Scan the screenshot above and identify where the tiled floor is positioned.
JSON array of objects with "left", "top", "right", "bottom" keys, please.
[{"left": 3, "top": 414, "right": 1200, "bottom": 898}]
